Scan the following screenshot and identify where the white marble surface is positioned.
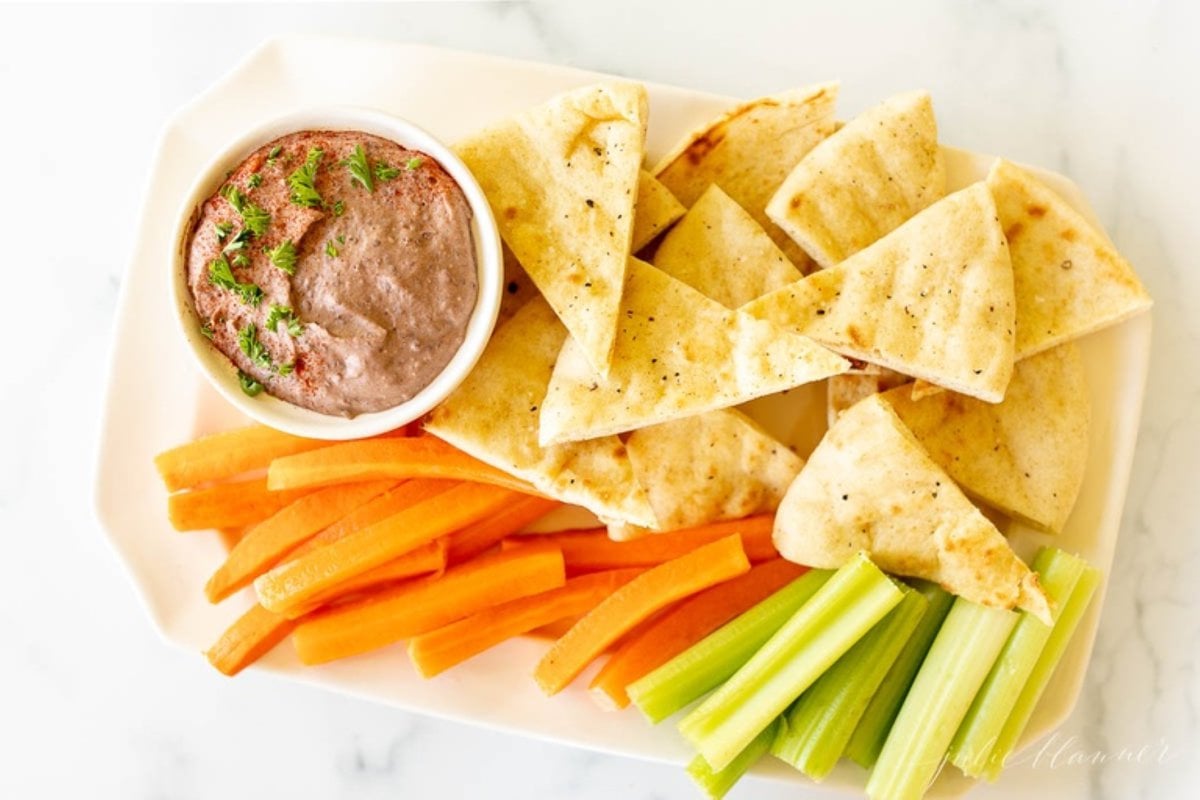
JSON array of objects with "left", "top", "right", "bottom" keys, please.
[{"left": 2, "top": 2, "right": 1197, "bottom": 798}]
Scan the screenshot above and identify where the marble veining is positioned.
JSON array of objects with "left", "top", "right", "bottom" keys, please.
[{"left": 1, "top": 1, "right": 1196, "bottom": 799}]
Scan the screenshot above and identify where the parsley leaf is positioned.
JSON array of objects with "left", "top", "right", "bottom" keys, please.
[
  {"left": 238, "top": 370, "right": 264, "bottom": 396},
  {"left": 199, "top": 323, "right": 214, "bottom": 340},
  {"left": 237, "top": 323, "right": 274, "bottom": 371},
  {"left": 214, "top": 221, "right": 233, "bottom": 241},
  {"left": 247, "top": 173, "right": 262, "bottom": 189},
  {"left": 231, "top": 252, "right": 249, "bottom": 268},
  {"left": 265, "top": 304, "right": 304, "bottom": 337},
  {"left": 265, "top": 145, "right": 282, "bottom": 166},
  {"left": 405, "top": 156, "right": 423, "bottom": 171},
  {"left": 277, "top": 361, "right": 295, "bottom": 377},
  {"left": 325, "top": 240, "right": 339, "bottom": 258},
  {"left": 220, "top": 185, "right": 271, "bottom": 237},
  {"left": 287, "top": 147, "right": 325, "bottom": 208},
  {"left": 267, "top": 239, "right": 298, "bottom": 275},
  {"left": 374, "top": 162, "right": 401, "bottom": 181},
  {"left": 331, "top": 200, "right": 345, "bottom": 217},
  {"left": 344, "top": 144, "right": 374, "bottom": 192},
  {"left": 208, "top": 256, "right": 263, "bottom": 306}
]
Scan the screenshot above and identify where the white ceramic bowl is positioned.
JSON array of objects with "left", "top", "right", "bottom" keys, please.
[{"left": 169, "top": 107, "right": 503, "bottom": 440}]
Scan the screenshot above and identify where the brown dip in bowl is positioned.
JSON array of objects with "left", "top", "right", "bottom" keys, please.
[{"left": 171, "top": 109, "right": 502, "bottom": 439}]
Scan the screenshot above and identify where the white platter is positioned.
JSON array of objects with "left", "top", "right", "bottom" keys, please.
[{"left": 94, "top": 36, "right": 1151, "bottom": 797}]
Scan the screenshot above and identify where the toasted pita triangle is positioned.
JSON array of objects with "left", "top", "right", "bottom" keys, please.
[
  {"left": 767, "top": 91, "right": 946, "bottom": 270},
  {"left": 773, "top": 394, "right": 1050, "bottom": 621},
  {"left": 652, "top": 184, "right": 802, "bottom": 308},
  {"left": 882, "top": 343, "right": 1089, "bottom": 533},
  {"left": 625, "top": 408, "right": 804, "bottom": 531},
  {"left": 538, "top": 259, "right": 850, "bottom": 445},
  {"left": 631, "top": 169, "right": 686, "bottom": 252},
  {"left": 743, "top": 183, "right": 1016, "bottom": 402},
  {"left": 988, "top": 159, "right": 1152, "bottom": 358},
  {"left": 653, "top": 84, "right": 840, "bottom": 270},
  {"left": 455, "top": 82, "right": 648, "bottom": 376},
  {"left": 827, "top": 368, "right": 912, "bottom": 426},
  {"left": 425, "top": 297, "right": 656, "bottom": 528}
]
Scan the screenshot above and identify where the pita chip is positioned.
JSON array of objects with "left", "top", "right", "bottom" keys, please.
[
  {"left": 652, "top": 184, "right": 802, "bottom": 308},
  {"left": 767, "top": 91, "right": 946, "bottom": 270},
  {"left": 988, "top": 159, "right": 1152, "bottom": 358},
  {"left": 827, "top": 368, "right": 912, "bottom": 426},
  {"left": 653, "top": 84, "right": 840, "bottom": 269},
  {"left": 743, "top": 183, "right": 1016, "bottom": 402},
  {"left": 773, "top": 394, "right": 1051, "bottom": 622},
  {"left": 631, "top": 169, "right": 686, "bottom": 252},
  {"left": 538, "top": 259, "right": 850, "bottom": 445},
  {"left": 425, "top": 296, "right": 656, "bottom": 528},
  {"left": 455, "top": 82, "right": 648, "bottom": 376},
  {"left": 625, "top": 409, "right": 804, "bottom": 531},
  {"left": 882, "top": 342, "right": 1089, "bottom": 533}
]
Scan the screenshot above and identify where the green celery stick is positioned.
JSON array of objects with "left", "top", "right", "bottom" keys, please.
[
  {"left": 981, "top": 564, "right": 1101, "bottom": 781},
  {"left": 687, "top": 718, "right": 778, "bottom": 799},
  {"left": 772, "top": 586, "right": 929, "bottom": 780},
  {"left": 865, "top": 597, "right": 1017, "bottom": 800},
  {"left": 679, "top": 553, "right": 903, "bottom": 771},
  {"left": 949, "top": 548, "right": 1089, "bottom": 777},
  {"left": 628, "top": 569, "right": 832, "bottom": 724},
  {"left": 845, "top": 581, "right": 955, "bottom": 769}
]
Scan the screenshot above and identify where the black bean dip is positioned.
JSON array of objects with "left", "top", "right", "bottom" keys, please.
[{"left": 184, "top": 130, "right": 478, "bottom": 417}]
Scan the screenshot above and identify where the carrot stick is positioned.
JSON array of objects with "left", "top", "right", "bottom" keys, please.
[
  {"left": 282, "top": 541, "right": 447, "bottom": 619},
  {"left": 286, "top": 479, "right": 457, "bottom": 560},
  {"left": 218, "top": 527, "right": 247, "bottom": 551},
  {"left": 408, "top": 568, "right": 644, "bottom": 678},
  {"left": 507, "top": 515, "right": 777, "bottom": 573},
  {"left": 266, "top": 435, "right": 541, "bottom": 496},
  {"left": 155, "top": 424, "right": 330, "bottom": 492},
  {"left": 204, "top": 481, "right": 396, "bottom": 603},
  {"left": 292, "top": 542, "right": 566, "bottom": 665},
  {"left": 167, "top": 478, "right": 311, "bottom": 531},
  {"left": 255, "top": 482, "right": 525, "bottom": 616},
  {"left": 530, "top": 615, "right": 585, "bottom": 640},
  {"left": 444, "top": 495, "right": 561, "bottom": 566},
  {"left": 533, "top": 534, "right": 752, "bottom": 696},
  {"left": 205, "top": 603, "right": 296, "bottom": 677},
  {"left": 589, "top": 558, "right": 809, "bottom": 709}
]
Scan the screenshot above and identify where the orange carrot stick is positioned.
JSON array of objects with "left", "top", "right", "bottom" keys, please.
[
  {"left": 167, "top": 478, "right": 311, "bottom": 531},
  {"left": 204, "top": 481, "right": 396, "bottom": 603},
  {"left": 266, "top": 436, "right": 541, "bottom": 496},
  {"left": 285, "top": 479, "right": 457, "bottom": 560},
  {"left": 255, "top": 482, "right": 525, "bottom": 616},
  {"left": 282, "top": 540, "right": 447, "bottom": 619},
  {"left": 205, "top": 603, "right": 296, "bottom": 677},
  {"left": 444, "top": 495, "right": 561, "bottom": 566},
  {"left": 589, "top": 558, "right": 809, "bottom": 709},
  {"left": 533, "top": 534, "right": 752, "bottom": 696},
  {"left": 292, "top": 542, "right": 566, "bottom": 665},
  {"left": 218, "top": 527, "right": 247, "bottom": 551},
  {"left": 155, "top": 424, "right": 330, "bottom": 492},
  {"left": 408, "top": 568, "right": 644, "bottom": 678},
  {"left": 507, "top": 515, "right": 777, "bottom": 573}
]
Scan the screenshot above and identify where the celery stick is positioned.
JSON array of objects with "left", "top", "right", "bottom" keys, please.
[
  {"left": 687, "top": 719, "right": 778, "bottom": 799},
  {"left": 865, "top": 597, "right": 1017, "bottom": 800},
  {"left": 628, "top": 570, "right": 832, "bottom": 724},
  {"left": 680, "top": 553, "right": 903, "bottom": 771},
  {"left": 949, "top": 548, "right": 1088, "bottom": 777},
  {"left": 981, "top": 564, "right": 1100, "bottom": 781},
  {"left": 771, "top": 586, "right": 929, "bottom": 780},
  {"left": 845, "top": 581, "right": 954, "bottom": 769}
]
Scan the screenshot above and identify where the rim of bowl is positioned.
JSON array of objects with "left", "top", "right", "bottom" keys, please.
[{"left": 169, "top": 107, "right": 503, "bottom": 440}]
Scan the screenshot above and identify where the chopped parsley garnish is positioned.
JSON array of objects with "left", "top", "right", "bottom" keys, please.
[
  {"left": 231, "top": 252, "right": 249, "bottom": 268},
  {"left": 267, "top": 239, "right": 298, "bottom": 275},
  {"left": 374, "top": 162, "right": 401, "bottom": 181},
  {"left": 325, "top": 239, "right": 340, "bottom": 258},
  {"left": 331, "top": 199, "right": 345, "bottom": 217},
  {"left": 287, "top": 147, "right": 324, "bottom": 208},
  {"left": 277, "top": 361, "right": 295, "bottom": 377},
  {"left": 265, "top": 304, "right": 304, "bottom": 337},
  {"left": 237, "top": 370, "right": 264, "bottom": 396},
  {"left": 405, "top": 156, "right": 423, "bottom": 170},
  {"left": 208, "top": 256, "right": 263, "bottom": 306},
  {"left": 222, "top": 228, "right": 251, "bottom": 254},
  {"left": 343, "top": 144, "right": 374, "bottom": 192},
  {"left": 220, "top": 185, "right": 271, "bottom": 237},
  {"left": 237, "top": 323, "right": 274, "bottom": 371},
  {"left": 265, "top": 145, "right": 282, "bottom": 166},
  {"left": 214, "top": 221, "right": 234, "bottom": 241},
  {"left": 247, "top": 173, "right": 263, "bottom": 189},
  {"left": 199, "top": 323, "right": 214, "bottom": 340}
]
